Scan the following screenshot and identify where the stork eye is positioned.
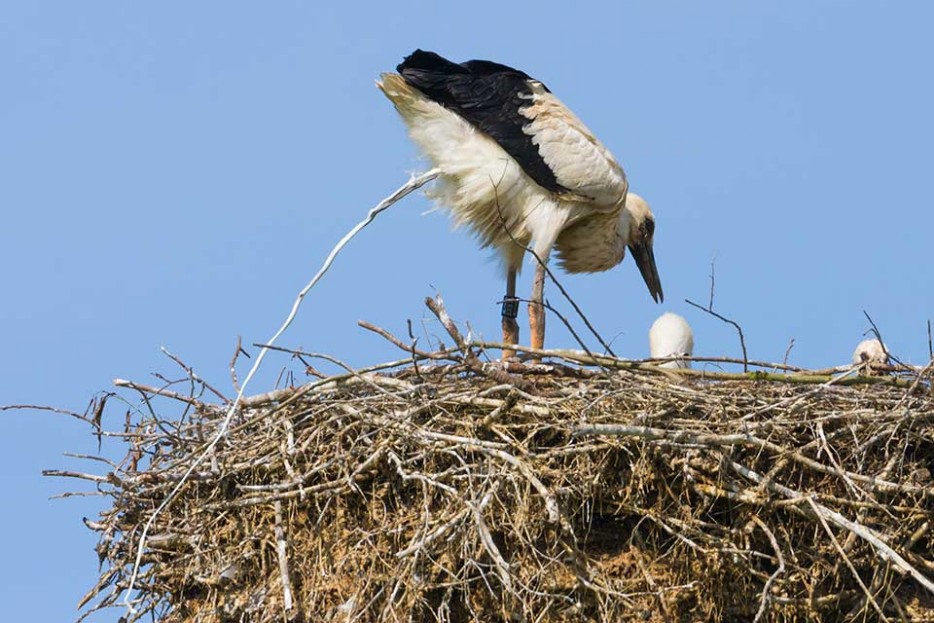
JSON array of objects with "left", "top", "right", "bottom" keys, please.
[{"left": 644, "top": 219, "right": 655, "bottom": 236}]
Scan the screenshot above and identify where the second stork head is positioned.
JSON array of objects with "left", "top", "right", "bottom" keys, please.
[{"left": 649, "top": 312, "right": 694, "bottom": 369}]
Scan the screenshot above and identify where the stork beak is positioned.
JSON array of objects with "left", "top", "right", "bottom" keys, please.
[{"left": 629, "top": 240, "right": 663, "bottom": 303}]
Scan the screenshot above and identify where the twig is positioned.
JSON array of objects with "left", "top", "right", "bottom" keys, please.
[
  {"left": 630, "top": 528, "right": 672, "bottom": 618},
  {"left": 470, "top": 492, "right": 512, "bottom": 593},
  {"left": 357, "top": 320, "right": 449, "bottom": 360},
  {"left": 407, "top": 319, "right": 423, "bottom": 381},
  {"left": 863, "top": 309, "right": 887, "bottom": 355},
  {"left": 424, "top": 293, "right": 532, "bottom": 390},
  {"left": 112, "top": 380, "right": 202, "bottom": 406},
  {"left": 707, "top": 256, "right": 717, "bottom": 310},
  {"left": 928, "top": 319, "right": 932, "bottom": 361},
  {"left": 0, "top": 404, "right": 94, "bottom": 425},
  {"left": 229, "top": 336, "right": 248, "bottom": 394},
  {"left": 783, "top": 338, "right": 795, "bottom": 367},
  {"left": 863, "top": 310, "right": 904, "bottom": 367},
  {"left": 686, "top": 298, "right": 748, "bottom": 372},
  {"left": 751, "top": 516, "right": 785, "bottom": 623},
  {"left": 161, "top": 347, "right": 229, "bottom": 403},
  {"left": 274, "top": 500, "right": 294, "bottom": 613},
  {"left": 247, "top": 343, "right": 327, "bottom": 378},
  {"left": 42, "top": 469, "right": 111, "bottom": 483},
  {"left": 395, "top": 507, "right": 471, "bottom": 559},
  {"left": 739, "top": 367, "right": 859, "bottom": 421}
]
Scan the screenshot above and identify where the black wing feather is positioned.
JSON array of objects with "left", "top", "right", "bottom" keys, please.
[{"left": 397, "top": 49, "right": 567, "bottom": 195}]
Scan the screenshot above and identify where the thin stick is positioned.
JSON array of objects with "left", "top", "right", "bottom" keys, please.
[
  {"left": 358, "top": 320, "right": 449, "bottom": 360},
  {"left": 229, "top": 336, "right": 248, "bottom": 394},
  {"left": 248, "top": 343, "right": 326, "bottom": 377},
  {"left": 751, "top": 516, "right": 785, "bottom": 623},
  {"left": 783, "top": 338, "right": 795, "bottom": 368},
  {"left": 112, "top": 380, "right": 201, "bottom": 406},
  {"left": 274, "top": 500, "right": 294, "bottom": 613},
  {"left": 707, "top": 256, "right": 717, "bottom": 310},
  {"left": 0, "top": 404, "right": 93, "bottom": 425},
  {"left": 404, "top": 319, "right": 422, "bottom": 381},
  {"left": 685, "top": 298, "right": 748, "bottom": 372},
  {"left": 928, "top": 319, "right": 932, "bottom": 361},
  {"left": 42, "top": 469, "right": 110, "bottom": 483},
  {"left": 862, "top": 310, "right": 904, "bottom": 367},
  {"left": 161, "top": 347, "right": 229, "bottom": 403},
  {"left": 120, "top": 168, "right": 440, "bottom": 616}
]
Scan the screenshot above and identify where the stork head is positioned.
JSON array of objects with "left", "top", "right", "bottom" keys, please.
[
  {"left": 649, "top": 312, "right": 694, "bottom": 369},
  {"left": 852, "top": 338, "right": 887, "bottom": 365},
  {"left": 625, "top": 193, "right": 663, "bottom": 303}
]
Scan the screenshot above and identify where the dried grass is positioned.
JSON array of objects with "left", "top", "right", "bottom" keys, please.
[{"left": 55, "top": 301, "right": 934, "bottom": 623}]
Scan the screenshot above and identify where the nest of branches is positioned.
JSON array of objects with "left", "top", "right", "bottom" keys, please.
[{"left": 56, "top": 297, "right": 934, "bottom": 623}]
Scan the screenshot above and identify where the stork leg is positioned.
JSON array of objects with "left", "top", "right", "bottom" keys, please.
[
  {"left": 501, "top": 268, "right": 519, "bottom": 360},
  {"left": 528, "top": 262, "right": 546, "bottom": 356}
]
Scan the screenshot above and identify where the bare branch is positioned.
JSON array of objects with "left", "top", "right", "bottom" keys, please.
[
  {"left": 274, "top": 501, "right": 294, "bottom": 614},
  {"left": 229, "top": 336, "right": 248, "bottom": 394},
  {"left": 928, "top": 319, "right": 932, "bottom": 361},
  {"left": 685, "top": 298, "right": 749, "bottom": 372}
]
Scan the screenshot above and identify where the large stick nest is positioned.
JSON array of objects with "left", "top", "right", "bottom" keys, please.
[{"left": 59, "top": 305, "right": 934, "bottom": 623}]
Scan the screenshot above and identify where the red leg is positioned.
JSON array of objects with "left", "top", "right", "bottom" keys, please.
[{"left": 528, "top": 262, "right": 546, "bottom": 357}]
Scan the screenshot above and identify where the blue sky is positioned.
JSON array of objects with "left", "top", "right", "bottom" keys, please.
[{"left": 2, "top": 2, "right": 932, "bottom": 620}]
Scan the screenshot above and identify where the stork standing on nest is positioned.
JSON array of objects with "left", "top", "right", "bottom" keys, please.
[{"left": 378, "top": 50, "right": 663, "bottom": 356}]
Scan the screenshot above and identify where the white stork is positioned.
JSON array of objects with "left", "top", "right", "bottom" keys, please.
[
  {"left": 649, "top": 312, "right": 694, "bottom": 369},
  {"left": 378, "top": 50, "right": 662, "bottom": 355},
  {"left": 852, "top": 338, "right": 888, "bottom": 366}
]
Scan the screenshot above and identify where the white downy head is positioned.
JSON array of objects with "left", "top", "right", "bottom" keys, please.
[
  {"left": 649, "top": 312, "right": 694, "bottom": 369},
  {"left": 852, "top": 338, "right": 887, "bottom": 365}
]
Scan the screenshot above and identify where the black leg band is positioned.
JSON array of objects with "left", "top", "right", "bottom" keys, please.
[{"left": 501, "top": 297, "right": 519, "bottom": 319}]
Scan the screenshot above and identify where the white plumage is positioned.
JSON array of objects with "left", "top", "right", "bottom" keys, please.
[
  {"left": 377, "top": 73, "right": 638, "bottom": 271},
  {"left": 852, "top": 338, "right": 887, "bottom": 365},
  {"left": 378, "top": 72, "right": 568, "bottom": 269},
  {"left": 519, "top": 80, "right": 629, "bottom": 208},
  {"left": 649, "top": 312, "right": 694, "bottom": 369},
  {"left": 378, "top": 51, "right": 662, "bottom": 354}
]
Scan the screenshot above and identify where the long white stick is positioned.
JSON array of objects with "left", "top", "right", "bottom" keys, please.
[{"left": 121, "top": 168, "right": 440, "bottom": 616}]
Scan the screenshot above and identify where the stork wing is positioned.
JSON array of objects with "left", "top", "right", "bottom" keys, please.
[
  {"left": 520, "top": 83, "right": 628, "bottom": 208},
  {"left": 397, "top": 51, "right": 627, "bottom": 208}
]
